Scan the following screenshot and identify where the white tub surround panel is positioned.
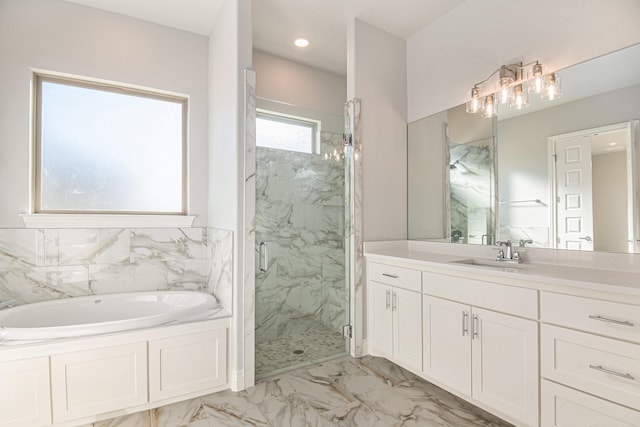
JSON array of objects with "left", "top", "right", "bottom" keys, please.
[
  {"left": 206, "top": 228, "right": 234, "bottom": 313},
  {"left": 365, "top": 240, "right": 640, "bottom": 426},
  {"left": 0, "top": 316, "right": 230, "bottom": 427}
]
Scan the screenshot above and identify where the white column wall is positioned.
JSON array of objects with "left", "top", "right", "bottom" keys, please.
[
  {"left": 347, "top": 19, "right": 408, "bottom": 242},
  {"left": 208, "top": 0, "right": 252, "bottom": 391}
]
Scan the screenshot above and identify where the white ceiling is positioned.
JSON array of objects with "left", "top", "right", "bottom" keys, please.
[{"left": 65, "top": 0, "right": 467, "bottom": 76}]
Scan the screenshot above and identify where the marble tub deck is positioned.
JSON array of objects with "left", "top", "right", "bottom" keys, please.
[{"left": 89, "top": 355, "right": 512, "bottom": 427}]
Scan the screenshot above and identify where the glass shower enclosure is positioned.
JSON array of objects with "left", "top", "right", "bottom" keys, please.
[{"left": 254, "top": 101, "right": 351, "bottom": 378}]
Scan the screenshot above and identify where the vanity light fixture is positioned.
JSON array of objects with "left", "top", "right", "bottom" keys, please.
[
  {"left": 466, "top": 60, "right": 562, "bottom": 117},
  {"left": 294, "top": 37, "right": 310, "bottom": 48}
]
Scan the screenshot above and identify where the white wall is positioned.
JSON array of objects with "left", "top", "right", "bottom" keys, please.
[
  {"left": 348, "top": 19, "right": 407, "bottom": 242},
  {"left": 593, "top": 151, "right": 628, "bottom": 253},
  {"left": 253, "top": 51, "right": 346, "bottom": 116},
  {"left": 407, "top": 0, "right": 640, "bottom": 122},
  {"left": 0, "top": 0, "right": 209, "bottom": 227},
  {"left": 498, "top": 84, "right": 640, "bottom": 227},
  {"left": 207, "top": 0, "right": 252, "bottom": 391}
]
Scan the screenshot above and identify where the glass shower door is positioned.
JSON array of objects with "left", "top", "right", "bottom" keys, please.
[{"left": 254, "top": 103, "right": 350, "bottom": 378}]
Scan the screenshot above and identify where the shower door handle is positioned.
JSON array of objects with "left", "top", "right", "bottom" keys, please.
[{"left": 259, "top": 242, "right": 268, "bottom": 272}]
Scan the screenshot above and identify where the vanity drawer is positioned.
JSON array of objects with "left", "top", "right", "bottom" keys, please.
[
  {"left": 422, "top": 271, "right": 537, "bottom": 318},
  {"left": 367, "top": 262, "right": 421, "bottom": 292},
  {"left": 541, "top": 324, "right": 640, "bottom": 409},
  {"left": 540, "top": 292, "right": 640, "bottom": 343},
  {"left": 541, "top": 379, "right": 640, "bottom": 427}
]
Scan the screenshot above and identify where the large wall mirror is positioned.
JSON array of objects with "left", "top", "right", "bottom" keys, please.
[{"left": 408, "top": 43, "right": 640, "bottom": 253}]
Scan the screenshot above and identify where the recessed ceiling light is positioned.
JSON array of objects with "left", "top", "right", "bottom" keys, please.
[{"left": 294, "top": 38, "right": 310, "bottom": 48}]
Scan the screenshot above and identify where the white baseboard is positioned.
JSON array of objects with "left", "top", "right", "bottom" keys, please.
[{"left": 230, "top": 368, "right": 245, "bottom": 392}]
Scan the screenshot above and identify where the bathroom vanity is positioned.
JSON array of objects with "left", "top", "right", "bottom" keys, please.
[{"left": 365, "top": 240, "right": 640, "bottom": 427}]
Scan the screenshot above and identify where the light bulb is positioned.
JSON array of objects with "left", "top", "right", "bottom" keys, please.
[
  {"left": 509, "top": 83, "right": 529, "bottom": 110},
  {"left": 482, "top": 95, "right": 498, "bottom": 118},
  {"left": 541, "top": 73, "right": 562, "bottom": 100},
  {"left": 466, "top": 87, "right": 483, "bottom": 113},
  {"left": 497, "top": 77, "right": 513, "bottom": 105},
  {"left": 294, "top": 38, "right": 310, "bottom": 48},
  {"left": 528, "top": 63, "right": 544, "bottom": 94}
]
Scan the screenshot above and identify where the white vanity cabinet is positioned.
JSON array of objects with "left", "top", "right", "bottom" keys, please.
[
  {"left": 367, "top": 262, "right": 422, "bottom": 372},
  {"left": 422, "top": 272, "right": 539, "bottom": 427},
  {"left": 540, "top": 291, "right": 640, "bottom": 423}
]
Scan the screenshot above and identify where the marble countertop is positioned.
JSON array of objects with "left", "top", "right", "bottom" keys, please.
[{"left": 364, "top": 241, "right": 640, "bottom": 298}]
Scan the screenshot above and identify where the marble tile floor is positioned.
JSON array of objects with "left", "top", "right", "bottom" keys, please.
[
  {"left": 88, "top": 355, "right": 513, "bottom": 427},
  {"left": 256, "top": 325, "right": 347, "bottom": 378}
]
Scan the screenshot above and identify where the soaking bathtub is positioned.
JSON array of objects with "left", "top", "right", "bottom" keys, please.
[{"left": 0, "top": 291, "right": 222, "bottom": 341}]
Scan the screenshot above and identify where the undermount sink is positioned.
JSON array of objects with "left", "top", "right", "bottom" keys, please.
[{"left": 450, "top": 258, "right": 523, "bottom": 272}]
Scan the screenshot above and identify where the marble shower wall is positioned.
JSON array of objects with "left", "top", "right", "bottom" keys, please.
[
  {"left": 0, "top": 227, "right": 233, "bottom": 309},
  {"left": 449, "top": 141, "right": 494, "bottom": 244},
  {"left": 255, "top": 131, "right": 347, "bottom": 344}
]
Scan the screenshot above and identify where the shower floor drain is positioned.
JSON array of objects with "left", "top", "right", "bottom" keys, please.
[{"left": 293, "top": 349, "right": 304, "bottom": 355}]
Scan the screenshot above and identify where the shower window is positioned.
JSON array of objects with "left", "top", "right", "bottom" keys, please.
[
  {"left": 34, "top": 73, "right": 187, "bottom": 214},
  {"left": 256, "top": 112, "right": 319, "bottom": 154}
]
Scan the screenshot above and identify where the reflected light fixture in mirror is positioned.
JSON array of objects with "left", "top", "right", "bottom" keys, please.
[{"left": 467, "top": 60, "right": 562, "bottom": 117}]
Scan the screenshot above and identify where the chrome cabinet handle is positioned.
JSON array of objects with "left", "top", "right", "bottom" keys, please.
[
  {"left": 589, "top": 364, "right": 636, "bottom": 381},
  {"left": 259, "top": 242, "right": 268, "bottom": 272},
  {"left": 579, "top": 236, "right": 592, "bottom": 241},
  {"left": 385, "top": 290, "right": 390, "bottom": 310},
  {"left": 462, "top": 311, "right": 469, "bottom": 336},
  {"left": 382, "top": 273, "right": 399, "bottom": 279},
  {"left": 472, "top": 314, "right": 479, "bottom": 339},
  {"left": 392, "top": 292, "right": 397, "bottom": 311},
  {"left": 588, "top": 315, "right": 634, "bottom": 327}
]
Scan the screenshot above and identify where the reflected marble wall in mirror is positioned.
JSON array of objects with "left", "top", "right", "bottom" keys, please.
[{"left": 408, "top": 43, "right": 640, "bottom": 253}]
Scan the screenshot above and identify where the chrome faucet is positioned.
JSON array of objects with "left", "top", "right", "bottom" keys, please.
[
  {"left": 0, "top": 299, "right": 16, "bottom": 309},
  {"left": 495, "top": 240, "right": 523, "bottom": 263}
]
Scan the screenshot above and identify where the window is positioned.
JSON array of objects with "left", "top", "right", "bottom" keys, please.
[
  {"left": 34, "top": 74, "right": 187, "bottom": 214},
  {"left": 256, "top": 112, "right": 318, "bottom": 154}
]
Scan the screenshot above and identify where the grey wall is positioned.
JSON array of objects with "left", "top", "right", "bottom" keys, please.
[
  {"left": 0, "top": 0, "right": 210, "bottom": 227},
  {"left": 498, "top": 83, "right": 640, "bottom": 228}
]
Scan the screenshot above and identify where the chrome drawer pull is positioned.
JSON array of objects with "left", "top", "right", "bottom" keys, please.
[
  {"left": 589, "top": 364, "right": 636, "bottom": 381},
  {"left": 588, "top": 315, "right": 634, "bottom": 327},
  {"left": 382, "top": 273, "right": 399, "bottom": 279}
]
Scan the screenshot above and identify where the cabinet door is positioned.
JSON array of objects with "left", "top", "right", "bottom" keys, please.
[
  {"left": 422, "top": 295, "right": 471, "bottom": 396},
  {"left": 472, "top": 308, "right": 538, "bottom": 427},
  {"left": 0, "top": 357, "right": 51, "bottom": 427},
  {"left": 51, "top": 342, "right": 148, "bottom": 423},
  {"left": 149, "top": 328, "right": 227, "bottom": 401},
  {"left": 393, "top": 287, "right": 422, "bottom": 371},
  {"left": 368, "top": 281, "right": 393, "bottom": 358}
]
